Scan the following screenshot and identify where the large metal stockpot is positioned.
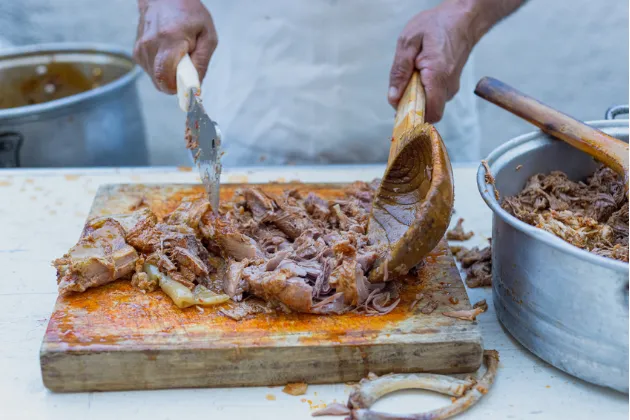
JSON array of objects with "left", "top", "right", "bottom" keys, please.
[
  {"left": 477, "top": 108, "right": 629, "bottom": 393},
  {"left": 0, "top": 44, "right": 148, "bottom": 167}
]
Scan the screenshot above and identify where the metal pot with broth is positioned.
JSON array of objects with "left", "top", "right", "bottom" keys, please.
[{"left": 0, "top": 44, "right": 148, "bottom": 167}]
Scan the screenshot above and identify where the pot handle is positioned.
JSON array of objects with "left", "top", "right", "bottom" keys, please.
[
  {"left": 0, "top": 132, "right": 23, "bottom": 168},
  {"left": 605, "top": 105, "right": 629, "bottom": 120}
]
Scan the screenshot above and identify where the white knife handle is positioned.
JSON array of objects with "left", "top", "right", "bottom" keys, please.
[{"left": 176, "top": 54, "right": 201, "bottom": 112}]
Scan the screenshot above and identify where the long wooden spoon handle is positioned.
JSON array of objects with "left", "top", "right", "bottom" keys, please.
[
  {"left": 475, "top": 77, "right": 629, "bottom": 179},
  {"left": 389, "top": 72, "right": 426, "bottom": 164}
]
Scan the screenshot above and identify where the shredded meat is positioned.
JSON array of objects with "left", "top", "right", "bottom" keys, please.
[
  {"left": 503, "top": 165, "right": 628, "bottom": 262},
  {"left": 446, "top": 218, "right": 474, "bottom": 241},
  {"left": 53, "top": 218, "right": 138, "bottom": 295},
  {"left": 454, "top": 245, "right": 492, "bottom": 288},
  {"left": 53, "top": 181, "right": 402, "bottom": 316},
  {"left": 482, "top": 159, "right": 500, "bottom": 200}
]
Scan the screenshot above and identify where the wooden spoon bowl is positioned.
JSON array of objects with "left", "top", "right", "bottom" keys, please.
[{"left": 368, "top": 72, "right": 454, "bottom": 282}]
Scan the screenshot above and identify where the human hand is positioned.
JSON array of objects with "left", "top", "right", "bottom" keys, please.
[
  {"left": 388, "top": 0, "right": 487, "bottom": 122},
  {"left": 134, "top": 0, "right": 218, "bottom": 94}
]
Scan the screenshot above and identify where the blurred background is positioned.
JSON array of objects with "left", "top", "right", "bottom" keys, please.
[{"left": 0, "top": 0, "right": 628, "bottom": 166}]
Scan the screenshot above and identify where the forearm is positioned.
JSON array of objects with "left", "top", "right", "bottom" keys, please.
[{"left": 444, "top": 0, "right": 526, "bottom": 44}]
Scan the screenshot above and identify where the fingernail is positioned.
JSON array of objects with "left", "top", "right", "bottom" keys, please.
[{"left": 388, "top": 86, "right": 399, "bottom": 100}]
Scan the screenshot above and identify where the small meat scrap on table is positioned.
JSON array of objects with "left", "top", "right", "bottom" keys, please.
[
  {"left": 446, "top": 218, "right": 474, "bottom": 241},
  {"left": 446, "top": 217, "right": 491, "bottom": 288},
  {"left": 443, "top": 299, "right": 488, "bottom": 321},
  {"left": 502, "top": 165, "right": 628, "bottom": 262},
  {"left": 452, "top": 244, "right": 492, "bottom": 288},
  {"left": 282, "top": 382, "right": 308, "bottom": 396},
  {"left": 53, "top": 181, "right": 408, "bottom": 315}
]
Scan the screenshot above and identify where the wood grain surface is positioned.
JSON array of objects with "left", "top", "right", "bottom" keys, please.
[{"left": 40, "top": 183, "right": 482, "bottom": 392}]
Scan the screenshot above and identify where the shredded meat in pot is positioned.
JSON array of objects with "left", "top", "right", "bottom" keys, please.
[
  {"left": 502, "top": 165, "right": 628, "bottom": 262},
  {"left": 53, "top": 181, "right": 405, "bottom": 315}
]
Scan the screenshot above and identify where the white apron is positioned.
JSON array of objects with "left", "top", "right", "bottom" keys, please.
[{"left": 202, "top": 0, "right": 481, "bottom": 166}]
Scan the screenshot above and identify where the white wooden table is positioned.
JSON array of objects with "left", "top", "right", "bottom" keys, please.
[{"left": 0, "top": 165, "right": 627, "bottom": 420}]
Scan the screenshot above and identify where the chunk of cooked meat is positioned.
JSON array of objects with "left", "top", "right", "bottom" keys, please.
[
  {"left": 243, "top": 188, "right": 276, "bottom": 221},
  {"left": 219, "top": 299, "right": 272, "bottom": 321},
  {"left": 93, "top": 208, "right": 159, "bottom": 253},
  {"left": 304, "top": 192, "right": 330, "bottom": 220},
  {"left": 267, "top": 206, "right": 314, "bottom": 240},
  {"left": 503, "top": 165, "right": 628, "bottom": 262},
  {"left": 244, "top": 267, "right": 314, "bottom": 313},
  {"left": 210, "top": 216, "right": 264, "bottom": 261},
  {"left": 165, "top": 198, "right": 211, "bottom": 233},
  {"left": 454, "top": 245, "right": 492, "bottom": 288},
  {"left": 446, "top": 218, "right": 474, "bottom": 241},
  {"left": 224, "top": 258, "right": 248, "bottom": 301},
  {"left": 329, "top": 259, "right": 363, "bottom": 305},
  {"left": 131, "top": 256, "right": 159, "bottom": 292},
  {"left": 53, "top": 218, "right": 138, "bottom": 295}
]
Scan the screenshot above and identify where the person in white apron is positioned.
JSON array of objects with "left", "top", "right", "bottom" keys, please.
[{"left": 134, "top": 0, "right": 525, "bottom": 165}]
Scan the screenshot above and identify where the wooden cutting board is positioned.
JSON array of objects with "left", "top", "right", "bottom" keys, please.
[{"left": 40, "top": 183, "right": 482, "bottom": 392}]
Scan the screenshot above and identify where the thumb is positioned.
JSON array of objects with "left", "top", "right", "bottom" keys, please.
[{"left": 388, "top": 33, "right": 423, "bottom": 107}]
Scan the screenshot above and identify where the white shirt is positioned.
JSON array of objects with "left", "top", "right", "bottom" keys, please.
[{"left": 202, "top": 0, "right": 481, "bottom": 166}]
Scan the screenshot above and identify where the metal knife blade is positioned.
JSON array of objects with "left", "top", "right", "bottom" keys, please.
[{"left": 185, "top": 91, "right": 222, "bottom": 213}]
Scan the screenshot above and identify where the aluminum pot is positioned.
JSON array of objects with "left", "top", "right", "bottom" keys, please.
[
  {"left": 477, "top": 107, "right": 629, "bottom": 393},
  {"left": 0, "top": 43, "right": 148, "bottom": 167}
]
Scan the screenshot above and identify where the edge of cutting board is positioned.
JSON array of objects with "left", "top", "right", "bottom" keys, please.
[{"left": 40, "top": 334, "right": 482, "bottom": 392}]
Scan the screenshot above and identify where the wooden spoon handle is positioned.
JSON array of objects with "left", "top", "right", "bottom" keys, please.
[
  {"left": 389, "top": 72, "right": 426, "bottom": 164},
  {"left": 475, "top": 77, "right": 629, "bottom": 179}
]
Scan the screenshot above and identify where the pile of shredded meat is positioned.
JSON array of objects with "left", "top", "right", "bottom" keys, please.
[
  {"left": 502, "top": 165, "right": 628, "bottom": 262},
  {"left": 53, "top": 181, "right": 406, "bottom": 315},
  {"left": 446, "top": 218, "right": 491, "bottom": 288},
  {"left": 452, "top": 244, "right": 492, "bottom": 288}
]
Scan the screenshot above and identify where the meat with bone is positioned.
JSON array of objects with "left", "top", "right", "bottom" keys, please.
[{"left": 53, "top": 218, "right": 138, "bottom": 295}]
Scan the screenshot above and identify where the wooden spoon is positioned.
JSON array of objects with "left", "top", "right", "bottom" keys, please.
[
  {"left": 368, "top": 72, "right": 454, "bottom": 282},
  {"left": 475, "top": 77, "right": 629, "bottom": 189}
]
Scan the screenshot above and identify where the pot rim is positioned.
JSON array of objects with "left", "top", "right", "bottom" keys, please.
[
  {"left": 477, "top": 119, "right": 629, "bottom": 273},
  {"left": 0, "top": 43, "right": 142, "bottom": 120}
]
